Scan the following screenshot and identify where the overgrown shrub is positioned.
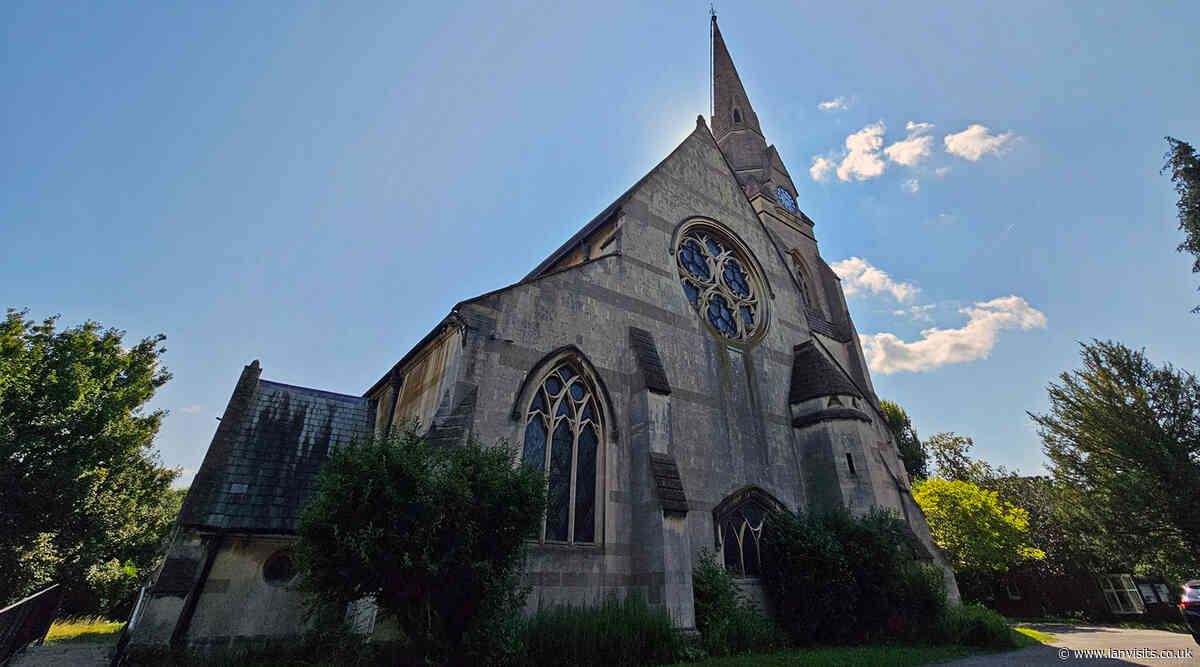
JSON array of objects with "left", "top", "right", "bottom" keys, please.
[
  {"left": 760, "top": 508, "right": 951, "bottom": 645},
  {"left": 692, "top": 551, "right": 777, "bottom": 656},
  {"left": 518, "top": 593, "right": 682, "bottom": 667},
  {"left": 293, "top": 423, "right": 545, "bottom": 665},
  {"left": 933, "top": 604, "right": 1018, "bottom": 648}
]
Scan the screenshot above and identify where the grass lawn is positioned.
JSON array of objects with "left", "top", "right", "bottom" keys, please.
[
  {"left": 670, "top": 627, "right": 1054, "bottom": 667},
  {"left": 1013, "top": 626, "right": 1056, "bottom": 645},
  {"left": 1013, "top": 616, "right": 1191, "bottom": 635},
  {"left": 44, "top": 616, "right": 125, "bottom": 642}
]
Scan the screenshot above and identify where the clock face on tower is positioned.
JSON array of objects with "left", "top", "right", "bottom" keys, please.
[{"left": 776, "top": 186, "right": 797, "bottom": 213}]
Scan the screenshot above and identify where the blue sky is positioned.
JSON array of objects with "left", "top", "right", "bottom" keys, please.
[{"left": 4, "top": 1, "right": 1198, "bottom": 487}]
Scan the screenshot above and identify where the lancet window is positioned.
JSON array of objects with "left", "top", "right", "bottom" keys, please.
[
  {"left": 791, "top": 251, "right": 816, "bottom": 310},
  {"left": 521, "top": 360, "right": 601, "bottom": 544}
]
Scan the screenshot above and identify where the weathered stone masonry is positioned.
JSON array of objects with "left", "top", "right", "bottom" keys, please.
[{"left": 127, "top": 18, "right": 959, "bottom": 649}]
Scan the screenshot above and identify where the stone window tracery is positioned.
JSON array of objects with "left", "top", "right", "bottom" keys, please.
[
  {"left": 791, "top": 251, "right": 816, "bottom": 310},
  {"left": 676, "top": 224, "right": 765, "bottom": 343},
  {"left": 713, "top": 488, "right": 781, "bottom": 577},
  {"left": 521, "top": 360, "right": 601, "bottom": 544}
]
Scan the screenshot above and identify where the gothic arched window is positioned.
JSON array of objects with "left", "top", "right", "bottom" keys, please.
[
  {"left": 713, "top": 488, "right": 782, "bottom": 577},
  {"left": 521, "top": 360, "right": 601, "bottom": 544},
  {"left": 791, "top": 251, "right": 816, "bottom": 310},
  {"left": 676, "top": 221, "right": 766, "bottom": 343}
]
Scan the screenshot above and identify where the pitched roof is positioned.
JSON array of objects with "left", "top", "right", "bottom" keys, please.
[
  {"left": 789, "top": 339, "right": 863, "bottom": 404},
  {"left": 522, "top": 117, "right": 712, "bottom": 283},
  {"left": 180, "top": 374, "right": 370, "bottom": 533}
]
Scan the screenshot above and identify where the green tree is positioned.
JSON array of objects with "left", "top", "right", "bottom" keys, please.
[
  {"left": 1163, "top": 137, "right": 1200, "bottom": 312},
  {"left": 1029, "top": 340, "right": 1200, "bottom": 580},
  {"left": 294, "top": 423, "right": 545, "bottom": 664},
  {"left": 913, "top": 477, "right": 1043, "bottom": 601},
  {"left": 923, "top": 432, "right": 1001, "bottom": 486},
  {"left": 880, "top": 399, "right": 928, "bottom": 481},
  {"left": 0, "top": 309, "right": 179, "bottom": 611},
  {"left": 984, "top": 475, "right": 1104, "bottom": 577}
]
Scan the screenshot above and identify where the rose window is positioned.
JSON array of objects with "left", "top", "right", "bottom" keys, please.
[{"left": 676, "top": 228, "right": 764, "bottom": 342}]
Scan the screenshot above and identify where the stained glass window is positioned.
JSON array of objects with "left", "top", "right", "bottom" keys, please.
[
  {"left": 676, "top": 225, "right": 764, "bottom": 342},
  {"left": 521, "top": 360, "right": 602, "bottom": 544}
]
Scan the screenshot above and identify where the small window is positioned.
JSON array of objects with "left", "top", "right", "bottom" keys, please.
[
  {"left": 1099, "top": 574, "right": 1145, "bottom": 614},
  {"left": 845, "top": 452, "right": 857, "bottom": 476},
  {"left": 733, "top": 108, "right": 742, "bottom": 123},
  {"left": 263, "top": 551, "right": 295, "bottom": 586}
]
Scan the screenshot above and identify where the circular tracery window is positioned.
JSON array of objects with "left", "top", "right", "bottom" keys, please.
[{"left": 676, "top": 225, "right": 765, "bottom": 342}]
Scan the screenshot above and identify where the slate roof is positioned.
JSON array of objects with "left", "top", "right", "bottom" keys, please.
[
  {"left": 789, "top": 340, "right": 863, "bottom": 404},
  {"left": 649, "top": 453, "right": 689, "bottom": 515},
  {"left": 629, "top": 327, "right": 671, "bottom": 395},
  {"left": 179, "top": 372, "right": 370, "bottom": 533},
  {"left": 806, "top": 308, "right": 851, "bottom": 342}
]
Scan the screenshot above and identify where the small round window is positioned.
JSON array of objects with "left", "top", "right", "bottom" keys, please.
[
  {"left": 676, "top": 223, "right": 766, "bottom": 343},
  {"left": 263, "top": 551, "right": 295, "bottom": 586}
]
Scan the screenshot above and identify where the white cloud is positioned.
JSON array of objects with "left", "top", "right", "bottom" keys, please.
[
  {"left": 935, "top": 166, "right": 951, "bottom": 176},
  {"left": 944, "top": 124, "right": 1018, "bottom": 161},
  {"left": 902, "top": 178, "right": 920, "bottom": 193},
  {"left": 810, "top": 155, "right": 836, "bottom": 182},
  {"left": 829, "top": 256, "right": 920, "bottom": 303},
  {"left": 884, "top": 120, "right": 935, "bottom": 167},
  {"left": 836, "top": 122, "right": 887, "bottom": 181},
  {"left": 861, "top": 295, "right": 1047, "bottom": 374},
  {"left": 892, "top": 304, "right": 936, "bottom": 323},
  {"left": 179, "top": 404, "right": 204, "bottom": 414},
  {"left": 818, "top": 96, "right": 847, "bottom": 111}
]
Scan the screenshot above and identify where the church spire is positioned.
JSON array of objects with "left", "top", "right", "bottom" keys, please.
[
  {"left": 709, "top": 15, "right": 778, "bottom": 199},
  {"left": 710, "top": 16, "right": 763, "bottom": 143}
]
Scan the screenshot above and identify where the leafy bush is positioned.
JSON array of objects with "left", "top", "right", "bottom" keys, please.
[
  {"left": 760, "top": 508, "right": 951, "bottom": 645},
  {"left": 692, "top": 551, "right": 777, "bottom": 656},
  {"left": 933, "top": 604, "right": 1019, "bottom": 648},
  {"left": 518, "top": 593, "right": 682, "bottom": 667},
  {"left": 293, "top": 423, "right": 545, "bottom": 664}
]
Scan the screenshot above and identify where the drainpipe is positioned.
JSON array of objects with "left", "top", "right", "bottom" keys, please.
[{"left": 170, "top": 531, "right": 225, "bottom": 647}]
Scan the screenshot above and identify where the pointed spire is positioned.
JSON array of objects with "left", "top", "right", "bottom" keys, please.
[{"left": 711, "top": 16, "right": 763, "bottom": 142}]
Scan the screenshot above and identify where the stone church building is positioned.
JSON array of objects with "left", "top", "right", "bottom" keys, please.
[{"left": 128, "top": 18, "right": 958, "bottom": 648}]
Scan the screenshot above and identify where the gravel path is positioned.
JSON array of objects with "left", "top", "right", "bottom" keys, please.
[{"left": 8, "top": 639, "right": 113, "bottom": 667}]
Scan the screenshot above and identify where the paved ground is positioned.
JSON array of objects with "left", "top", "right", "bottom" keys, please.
[
  {"left": 937, "top": 624, "right": 1198, "bottom": 666},
  {"left": 9, "top": 639, "right": 113, "bottom": 667},
  {"left": 8, "top": 624, "right": 1195, "bottom": 666}
]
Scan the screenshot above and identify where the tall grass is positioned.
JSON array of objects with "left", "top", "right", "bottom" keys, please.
[
  {"left": 519, "top": 593, "right": 683, "bottom": 666},
  {"left": 44, "top": 616, "right": 125, "bottom": 642}
]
